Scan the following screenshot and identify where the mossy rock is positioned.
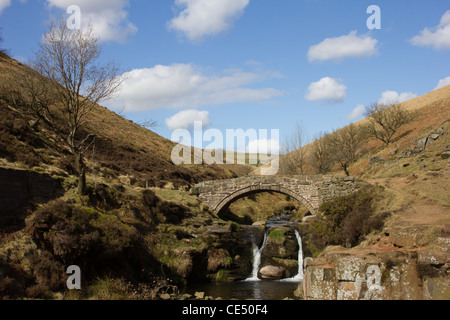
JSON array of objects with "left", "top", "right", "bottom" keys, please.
[{"left": 261, "top": 227, "right": 299, "bottom": 264}]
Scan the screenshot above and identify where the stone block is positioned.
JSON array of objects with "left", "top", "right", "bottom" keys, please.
[
  {"left": 335, "top": 256, "right": 365, "bottom": 281},
  {"left": 304, "top": 267, "right": 337, "bottom": 300}
]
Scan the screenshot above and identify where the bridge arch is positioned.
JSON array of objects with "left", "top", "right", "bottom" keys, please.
[
  {"left": 191, "top": 176, "right": 330, "bottom": 216},
  {"left": 214, "top": 185, "right": 316, "bottom": 216}
]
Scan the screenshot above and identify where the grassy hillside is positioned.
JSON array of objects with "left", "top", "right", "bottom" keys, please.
[
  {"left": 0, "top": 54, "right": 240, "bottom": 190},
  {"left": 287, "top": 84, "right": 450, "bottom": 176}
]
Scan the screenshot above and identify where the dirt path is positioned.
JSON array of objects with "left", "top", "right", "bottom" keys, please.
[{"left": 369, "top": 176, "right": 450, "bottom": 226}]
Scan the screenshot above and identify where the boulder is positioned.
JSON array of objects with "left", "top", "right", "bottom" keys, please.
[
  {"left": 252, "top": 221, "right": 266, "bottom": 227},
  {"left": 398, "top": 149, "right": 412, "bottom": 159},
  {"left": 429, "top": 133, "right": 440, "bottom": 140},
  {"left": 259, "top": 265, "right": 286, "bottom": 280},
  {"left": 441, "top": 151, "right": 450, "bottom": 160},
  {"left": 261, "top": 227, "right": 299, "bottom": 261},
  {"left": 414, "top": 137, "right": 428, "bottom": 153},
  {"left": 303, "top": 251, "right": 425, "bottom": 300},
  {"left": 159, "top": 293, "right": 171, "bottom": 300},
  {"left": 195, "top": 292, "right": 205, "bottom": 299},
  {"left": 424, "top": 278, "right": 450, "bottom": 300}
]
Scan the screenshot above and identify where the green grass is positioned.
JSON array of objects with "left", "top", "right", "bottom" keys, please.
[
  {"left": 151, "top": 188, "right": 204, "bottom": 209},
  {"left": 268, "top": 230, "right": 285, "bottom": 242}
]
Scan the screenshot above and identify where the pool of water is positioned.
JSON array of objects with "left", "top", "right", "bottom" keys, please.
[
  {"left": 186, "top": 280, "right": 302, "bottom": 300},
  {"left": 185, "top": 214, "right": 304, "bottom": 300}
]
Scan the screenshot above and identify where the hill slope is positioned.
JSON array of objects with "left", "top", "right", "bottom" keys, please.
[
  {"left": 272, "top": 84, "right": 450, "bottom": 176},
  {"left": 0, "top": 54, "right": 238, "bottom": 190}
]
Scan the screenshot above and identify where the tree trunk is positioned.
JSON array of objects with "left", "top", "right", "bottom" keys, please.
[
  {"left": 75, "top": 151, "right": 87, "bottom": 195},
  {"left": 343, "top": 164, "right": 350, "bottom": 176}
]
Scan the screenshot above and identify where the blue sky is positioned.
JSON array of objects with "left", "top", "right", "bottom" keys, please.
[{"left": 1, "top": 0, "right": 449, "bottom": 151}]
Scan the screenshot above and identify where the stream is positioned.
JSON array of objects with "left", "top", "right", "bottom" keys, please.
[
  {"left": 187, "top": 214, "right": 304, "bottom": 300},
  {"left": 187, "top": 279, "right": 300, "bottom": 300}
]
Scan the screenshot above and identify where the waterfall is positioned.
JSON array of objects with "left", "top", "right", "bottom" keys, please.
[
  {"left": 279, "top": 229, "right": 304, "bottom": 282},
  {"left": 244, "top": 227, "right": 304, "bottom": 282},
  {"left": 244, "top": 229, "right": 268, "bottom": 282}
]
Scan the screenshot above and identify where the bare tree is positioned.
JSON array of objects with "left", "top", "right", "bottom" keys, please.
[
  {"left": 329, "top": 123, "right": 365, "bottom": 176},
  {"left": 280, "top": 122, "right": 307, "bottom": 175},
  {"left": 5, "top": 21, "right": 122, "bottom": 195},
  {"left": 309, "top": 131, "right": 334, "bottom": 174},
  {"left": 364, "top": 102, "right": 417, "bottom": 146}
]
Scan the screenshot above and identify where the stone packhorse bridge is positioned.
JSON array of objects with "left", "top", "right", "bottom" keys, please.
[{"left": 191, "top": 175, "right": 364, "bottom": 215}]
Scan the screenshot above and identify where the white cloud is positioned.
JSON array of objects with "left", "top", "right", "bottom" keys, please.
[
  {"left": 111, "top": 63, "right": 282, "bottom": 112},
  {"left": 410, "top": 10, "right": 450, "bottom": 51},
  {"left": 0, "top": 0, "right": 11, "bottom": 14},
  {"left": 305, "top": 77, "right": 347, "bottom": 103},
  {"left": 165, "top": 109, "right": 211, "bottom": 131},
  {"left": 307, "top": 31, "right": 378, "bottom": 62},
  {"left": 348, "top": 104, "right": 366, "bottom": 121},
  {"left": 378, "top": 91, "right": 417, "bottom": 105},
  {"left": 167, "top": 0, "right": 250, "bottom": 41},
  {"left": 435, "top": 76, "right": 450, "bottom": 90},
  {"left": 46, "top": 0, "right": 137, "bottom": 43}
]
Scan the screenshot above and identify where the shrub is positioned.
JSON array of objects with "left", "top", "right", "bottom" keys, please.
[
  {"left": 306, "top": 185, "right": 388, "bottom": 250},
  {"left": 153, "top": 199, "right": 191, "bottom": 224},
  {"left": 0, "top": 260, "right": 34, "bottom": 299},
  {"left": 26, "top": 200, "right": 101, "bottom": 264},
  {"left": 28, "top": 251, "right": 65, "bottom": 295},
  {"left": 143, "top": 189, "right": 160, "bottom": 208},
  {"left": 416, "top": 262, "right": 442, "bottom": 280},
  {"left": 86, "top": 183, "right": 121, "bottom": 210},
  {"left": 93, "top": 214, "right": 140, "bottom": 256},
  {"left": 25, "top": 199, "right": 148, "bottom": 285}
]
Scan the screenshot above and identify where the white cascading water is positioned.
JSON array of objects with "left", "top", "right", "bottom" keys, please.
[
  {"left": 279, "top": 229, "right": 304, "bottom": 282},
  {"left": 244, "top": 230, "right": 268, "bottom": 282}
]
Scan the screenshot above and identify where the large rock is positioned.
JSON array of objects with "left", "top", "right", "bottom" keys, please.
[
  {"left": 441, "top": 151, "right": 450, "bottom": 159},
  {"left": 301, "top": 250, "right": 428, "bottom": 300},
  {"left": 429, "top": 133, "right": 440, "bottom": 140},
  {"left": 424, "top": 278, "right": 450, "bottom": 300},
  {"left": 414, "top": 137, "right": 428, "bottom": 153},
  {"left": 259, "top": 265, "right": 286, "bottom": 280},
  {"left": 261, "top": 227, "right": 299, "bottom": 262}
]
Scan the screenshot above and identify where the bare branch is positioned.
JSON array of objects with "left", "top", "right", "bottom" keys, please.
[
  {"left": 12, "top": 20, "right": 123, "bottom": 195},
  {"left": 309, "top": 131, "right": 334, "bottom": 174},
  {"left": 364, "top": 102, "right": 417, "bottom": 146},
  {"left": 328, "top": 123, "right": 366, "bottom": 176},
  {"left": 280, "top": 122, "right": 307, "bottom": 175}
]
